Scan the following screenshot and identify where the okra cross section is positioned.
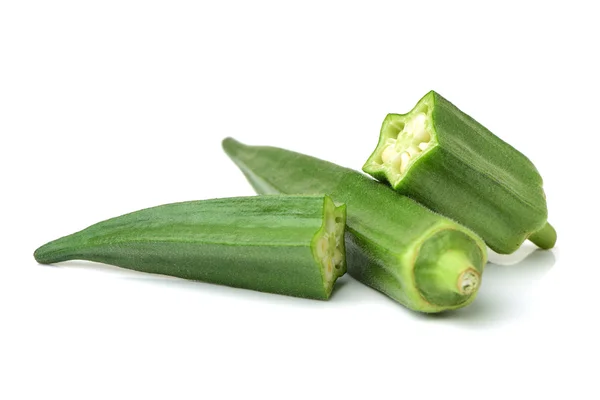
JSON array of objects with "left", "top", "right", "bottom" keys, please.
[
  {"left": 363, "top": 90, "right": 556, "bottom": 254},
  {"left": 34, "top": 195, "right": 347, "bottom": 300}
]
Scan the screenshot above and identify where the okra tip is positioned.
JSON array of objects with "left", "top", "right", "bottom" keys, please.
[
  {"left": 222, "top": 137, "right": 245, "bottom": 154},
  {"left": 33, "top": 235, "right": 76, "bottom": 265},
  {"left": 528, "top": 222, "right": 557, "bottom": 250}
]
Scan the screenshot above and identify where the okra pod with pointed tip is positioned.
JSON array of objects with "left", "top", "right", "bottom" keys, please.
[
  {"left": 222, "top": 138, "right": 487, "bottom": 313},
  {"left": 34, "top": 195, "right": 347, "bottom": 300},
  {"left": 363, "top": 90, "right": 556, "bottom": 254}
]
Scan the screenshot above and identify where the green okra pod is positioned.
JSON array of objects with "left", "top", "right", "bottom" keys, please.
[
  {"left": 363, "top": 90, "right": 556, "bottom": 254},
  {"left": 222, "top": 138, "right": 487, "bottom": 313},
  {"left": 34, "top": 195, "right": 347, "bottom": 300}
]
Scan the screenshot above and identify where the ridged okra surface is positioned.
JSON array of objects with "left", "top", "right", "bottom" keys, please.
[
  {"left": 223, "top": 138, "right": 487, "bottom": 313},
  {"left": 363, "top": 90, "right": 556, "bottom": 254},
  {"left": 34, "top": 195, "right": 347, "bottom": 300}
]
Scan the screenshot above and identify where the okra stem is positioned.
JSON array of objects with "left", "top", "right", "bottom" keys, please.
[
  {"left": 413, "top": 229, "right": 483, "bottom": 307},
  {"left": 528, "top": 222, "right": 557, "bottom": 250}
]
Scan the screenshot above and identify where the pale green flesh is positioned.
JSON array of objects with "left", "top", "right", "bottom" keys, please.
[
  {"left": 313, "top": 196, "right": 347, "bottom": 293},
  {"left": 365, "top": 98, "right": 437, "bottom": 187}
]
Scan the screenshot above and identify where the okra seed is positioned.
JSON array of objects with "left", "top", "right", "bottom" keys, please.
[
  {"left": 415, "top": 130, "right": 430, "bottom": 143},
  {"left": 404, "top": 112, "right": 426, "bottom": 136},
  {"left": 413, "top": 112, "right": 427, "bottom": 128},
  {"left": 390, "top": 153, "right": 403, "bottom": 170},
  {"left": 400, "top": 152, "right": 410, "bottom": 173},
  {"left": 333, "top": 249, "right": 344, "bottom": 265},
  {"left": 318, "top": 236, "right": 328, "bottom": 256},
  {"left": 377, "top": 111, "right": 434, "bottom": 176},
  {"left": 407, "top": 145, "right": 420, "bottom": 157},
  {"left": 381, "top": 145, "right": 396, "bottom": 163}
]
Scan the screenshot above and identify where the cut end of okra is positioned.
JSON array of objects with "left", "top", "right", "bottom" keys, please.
[
  {"left": 363, "top": 95, "right": 436, "bottom": 187},
  {"left": 414, "top": 229, "right": 485, "bottom": 309},
  {"left": 362, "top": 90, "right": 555, "bottom": 254},
  {"left": 313, "top": 196, "right": 347, "bottom": 296}
]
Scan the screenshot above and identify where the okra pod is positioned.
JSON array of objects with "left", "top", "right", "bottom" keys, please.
[
  {"left": 34, "top": 195, "right": 347, "bottom": 300},
  {"left": 363, "top": 90, "right": 556, "bottom": 254},
  {"left": 222, "top": 138, "right": 487, "bottom": 313}
]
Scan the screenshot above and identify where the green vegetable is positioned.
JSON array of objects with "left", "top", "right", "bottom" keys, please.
[
  {"left": 363, "top": 90, "right": 556, "bottom": 254},
  {"left": 34, "top": 195, "right": 347, "bottom": 300},
  {"left": 222, "top": 138, "right": 487, "bottom": 313}
]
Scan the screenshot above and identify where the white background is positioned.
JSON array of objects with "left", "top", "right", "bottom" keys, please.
[{"left": 1, "top": 1, "right": 598, "bottom": 399}]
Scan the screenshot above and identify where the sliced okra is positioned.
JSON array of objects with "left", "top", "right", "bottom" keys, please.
[
  {"left": 34, "top": 195, "right": 347, "bottom": 300},
  {"left": 363, "top": 91, "right": 556, "bottom": 254}
]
